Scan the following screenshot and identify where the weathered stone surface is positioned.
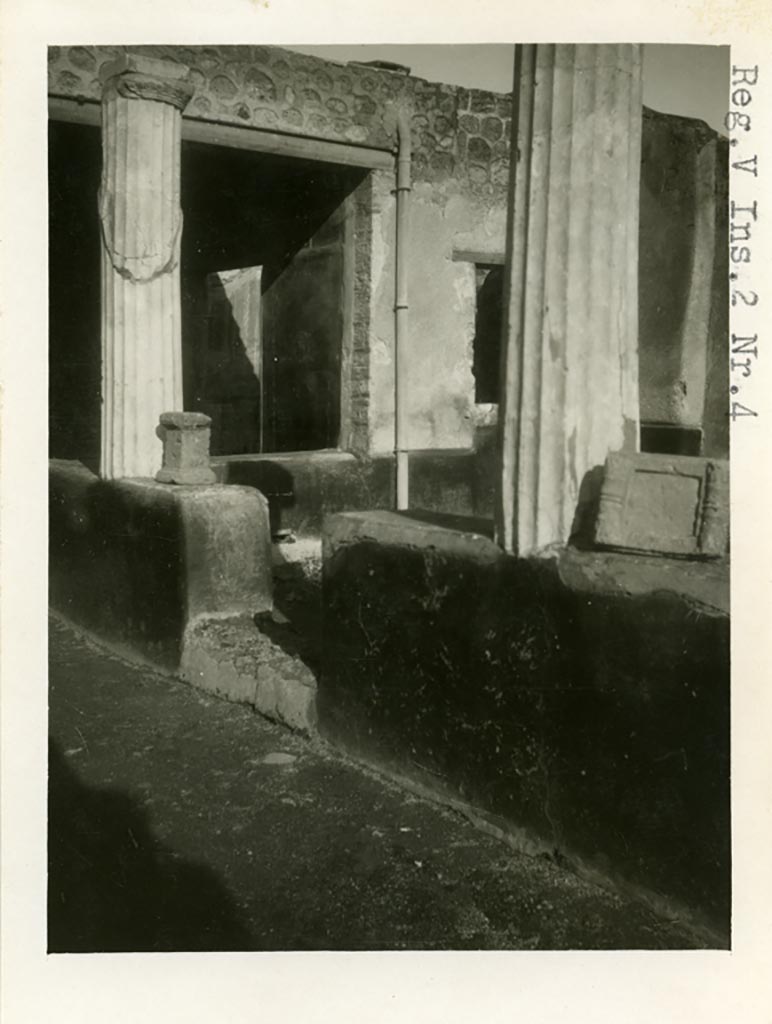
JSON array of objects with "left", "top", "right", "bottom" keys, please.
[
  {"left": 180, "top": 615, "right": 317, "bottom": 734},
  {"left": 319, "top": 510, "right": 730, "bottom": 937},
  {"left": 639, "top": 108, "right": 729, "bottom": 458},
  {"left": 497, "top": 44, "right": 643, "bottom": 555},
  {"left": 594, "top": 452, "right": 729, "bottom": 558},
  {"left": 260, "top": 752, "right": 297, "bottom": 765},
  {"left": 49, "top": 460, "right": 273, "bottom": 668},
  {"left": 156, "top": 411, "right": 216, "bottom": 485},
  {"left": 101, "top": 53, "right": 195, "bottom": 110},
  {"left": 99, "top": 55, "right": 193, "bottom": 479}
]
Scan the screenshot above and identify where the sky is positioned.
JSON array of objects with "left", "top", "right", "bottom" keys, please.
[{"left": 292, "top": 44, "right": 729, "bottom": 135}]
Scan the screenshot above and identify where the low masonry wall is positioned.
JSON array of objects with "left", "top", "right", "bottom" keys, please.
[
  {"left": 50, "top": 460, "right": 318, "bottom": 733},
  {"left": 212, "top": 451, "right": 393, "bottom": 537},
  {"left": 212, "top": 444, "right": 497, "bottom": 536},
  {"left": 319, "top": 510, "right": 730, "bottom": 941},
  {"left": 49, "top": 460, "right": 273, "bottom": 669}
]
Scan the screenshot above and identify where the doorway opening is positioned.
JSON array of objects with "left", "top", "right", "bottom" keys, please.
[
  {"left": 47, "top": 121, "right": 371, "bottom": 467},
  {"left": 181, "top": 141, "right": 368, "bottom": 455},
  {"left": 48, "top": 119, "right": 102, "bottom": 472},
  {"left": 471, "top": 263, "right": 505, "bottom": 405}
]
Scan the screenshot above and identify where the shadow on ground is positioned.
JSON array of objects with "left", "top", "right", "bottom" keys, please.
[
  {"left": 48, "top": 618, "right": 711, "bottom": 952},
  {"left": 268, "top": 541, "right": 324, "bottom": 671},
  {"left": 48, "top": 738, "right": 252, "bottom": 952}
]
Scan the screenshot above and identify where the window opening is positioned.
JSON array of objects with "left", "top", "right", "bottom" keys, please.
[{"left": 472, "top": 263, "right": 505, "bottom": 404}]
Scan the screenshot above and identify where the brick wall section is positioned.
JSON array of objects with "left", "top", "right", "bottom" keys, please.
[{"left": 47, "top": 45, "right": 512, "bottom": 193}]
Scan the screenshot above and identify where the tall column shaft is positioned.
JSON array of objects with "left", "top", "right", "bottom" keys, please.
[
  {"left": 497, "top": 44, "right": 643, "bottom": 555},
  {"left": 99, "top": 55, "right": 193, "bottom": 479}
]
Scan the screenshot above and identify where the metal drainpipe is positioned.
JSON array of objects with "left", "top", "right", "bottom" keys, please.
[{"left": 395, "top": 108, "right": 411, "bottom": 510}]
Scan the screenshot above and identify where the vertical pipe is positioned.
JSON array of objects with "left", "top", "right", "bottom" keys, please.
[
  {"left": 395, "top": 108, "right": 411, "bottom": 510},
  {"left": 496, "top": 45, "right": 527, "bottom": 552}
]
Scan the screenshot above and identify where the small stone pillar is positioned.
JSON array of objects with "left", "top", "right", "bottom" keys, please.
[
  {"left": 156, "top": 412, "right": 216, "bottom": 485},
  {"left": 98, "top": 53, "right": 194, "bottom": 479},
  {"left": 496, "top": 44, "right": 643, "bottom": 555}
]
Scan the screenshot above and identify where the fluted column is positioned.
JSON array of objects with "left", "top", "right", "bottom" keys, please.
[
  {"left": 98, "top": 54, "right": 194, "bottom": 479},
  {"left": 496, "top": 45, "right": 643, "bottom": 555}
]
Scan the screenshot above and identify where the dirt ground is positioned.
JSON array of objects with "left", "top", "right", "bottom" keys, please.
[{"left": 48, "top": 616, "right": 705, "bottom": 952}]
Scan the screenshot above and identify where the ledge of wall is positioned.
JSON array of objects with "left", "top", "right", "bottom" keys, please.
[
  {"left": 212, "top": 446, "right": 496, "bottom": 535},
  {"left": 319, "top": 510, "right": 730, "bottom": 940},
  {"left": 50, "top": 460, "right": 273, "bottom": 669}
]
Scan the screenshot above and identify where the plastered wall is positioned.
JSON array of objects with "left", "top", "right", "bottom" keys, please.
[
  {"left": 639, "top": 108, "right": 729, "bottom": 457},
  {"left": 365, "top": 174, "right": 508, "bottom": 454}
]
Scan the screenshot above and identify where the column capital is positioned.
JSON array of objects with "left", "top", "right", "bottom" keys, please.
[{"left": 100, "top": 53, "right": 194, "bottom": 111}]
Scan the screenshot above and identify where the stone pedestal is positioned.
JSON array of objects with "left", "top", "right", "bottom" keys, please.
[
  {"left": 49, "top": 460, "right": 273, "bottom": 671},
  {"left": 98, "top": 54, "right": 194, "bottom": 479},
  {"left": 156, "top": 411, "right": 216, "bottom": 485},
  {"left": 496, "top": 45, "right": 643, "bottom": 555}
]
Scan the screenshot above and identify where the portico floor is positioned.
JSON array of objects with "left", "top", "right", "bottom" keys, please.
[{"left": 49, "top": 618, "right": 706, "bottom": 951}]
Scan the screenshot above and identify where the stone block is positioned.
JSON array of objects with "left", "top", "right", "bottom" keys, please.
[
  {"left": 319, "top": 509, "right": 730, "bottom": 937},
  {"left": 595, "top": 452, "right": 729, "bottom": 559},
  {"left": 180, "top": 617, "right": 317, "bottom": 734},
  {"left": 156, "top": 411, "right": 216, "bottom": 485},
  {"left": 49, "top": 460, "right": 272, "bottom": 668}
]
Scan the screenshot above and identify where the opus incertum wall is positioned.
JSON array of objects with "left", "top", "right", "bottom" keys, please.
[{"left": 47, "top": 44, "right": 513, "bottom": 190}]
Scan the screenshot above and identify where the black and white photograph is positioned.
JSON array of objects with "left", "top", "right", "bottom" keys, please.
[
  {"left": 1, "top": 4, "right": 770, "bottom": 1022},
  {"left": 46, "top": 41, "right": 731, "bottom": 952}
]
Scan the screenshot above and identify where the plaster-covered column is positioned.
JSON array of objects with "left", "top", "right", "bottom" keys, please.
[
  {"left": 497, "top": 44, "right": 643, "bottom": 555},
  {"left": 98, "top": 54, "right": 194, "bottom": 479}
]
